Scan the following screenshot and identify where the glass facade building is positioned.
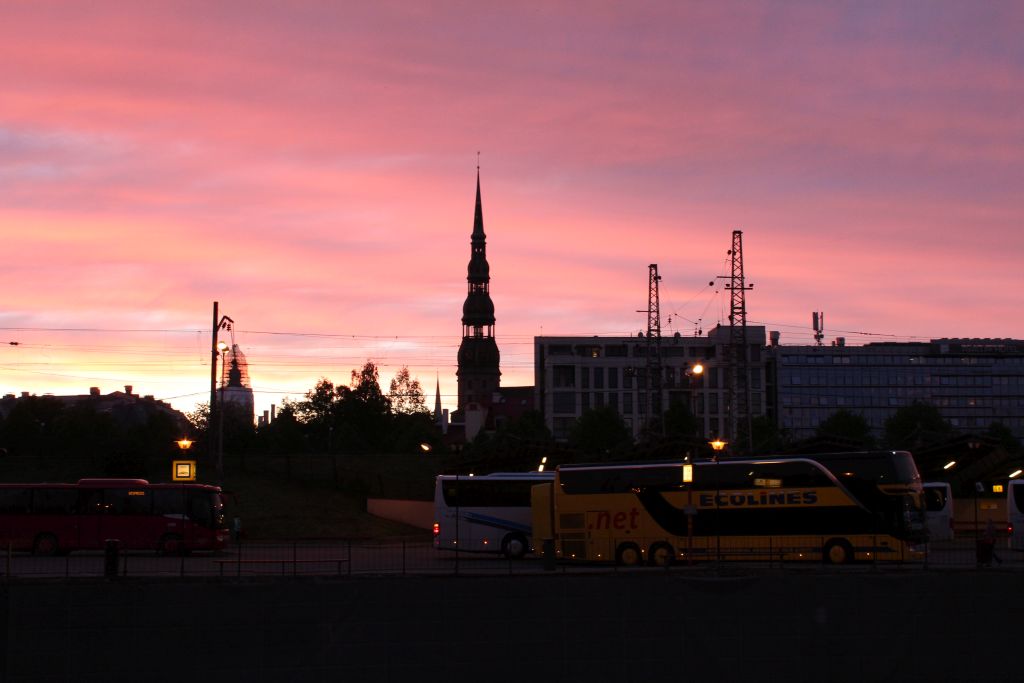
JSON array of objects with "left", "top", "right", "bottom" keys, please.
[{"left": 769, "top": 338, "right": 1024, "bottom": 444}]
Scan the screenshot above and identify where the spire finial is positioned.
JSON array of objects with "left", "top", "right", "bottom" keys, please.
[{"left": 476, "top": 151, "right": 480, "bottom": 173}]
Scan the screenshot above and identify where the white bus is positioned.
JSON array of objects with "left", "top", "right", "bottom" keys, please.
[
  {"left": 923, "top": 482, "right": 954, "bottom": 542},
  {"left": 433, "top": 472, "right": 553, "bottom": 559},
  {"left": 1009, "top": 479, "right": 1024, "bottom": 551}
]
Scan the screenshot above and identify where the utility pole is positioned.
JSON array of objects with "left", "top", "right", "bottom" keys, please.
[
  {"left": 209, "top": 302, "right": 233, "bottom": 484},
  {"left": 718, "top": 231, "right": 754, "bottom": 455},
  {"left": 209, "top": 301, "right": 219, "bottom": 467},
  {"left": 643, "top": 264, "right": 664, "bottom": 435}
]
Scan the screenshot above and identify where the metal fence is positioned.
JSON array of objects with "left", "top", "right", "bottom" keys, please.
[{"left": 1, "top": 537, "right": 1020, "bottom": 580}]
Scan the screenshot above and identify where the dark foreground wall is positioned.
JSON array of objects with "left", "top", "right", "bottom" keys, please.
[{"left": 2, "top": 571, "right": 1019, "bottom": 683}]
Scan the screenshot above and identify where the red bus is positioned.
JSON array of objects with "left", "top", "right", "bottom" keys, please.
[{"left": 0, "top": 479, "right": 228, "bottom": 555}]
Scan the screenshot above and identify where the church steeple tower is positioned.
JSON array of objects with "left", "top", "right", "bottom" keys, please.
[{"left": 456, "top": 167, "right": 500, "bottom": 410}]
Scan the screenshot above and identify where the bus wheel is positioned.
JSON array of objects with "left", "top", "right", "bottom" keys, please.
[
  {"left": 823, "top": 539, "right": 854, "bottom": 565},
  {"left": 502, "top": 534, "right": 528, "bottom": 560},
  {"left": 158, "top": 534, "right": 183, "bottom": 556},
  {"left": 32, "top": 533, "right": 59, "bottom": 556},
  {"left": 616, "top": 543, "right": 642, "bottom": 567},
  {"left": 649, "top": 542, "right": 675, "bottom": 567}
]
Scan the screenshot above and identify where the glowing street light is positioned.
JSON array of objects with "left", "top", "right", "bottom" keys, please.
[
  {"left": 943, "top": 460, "right": 956, "bottom": 470},
  {"left": 709, "top": 439, "right": 728, "bottom": 452}
]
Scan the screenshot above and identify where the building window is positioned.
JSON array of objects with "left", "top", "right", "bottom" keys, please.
[
  {"left": 594, "top": 368, "right": 605, "bottom": 389},
  {"left": 609, "top": 368, "right": 619, "bottom": 389},
  {"left": 553, "top": 392, "right": 576, "bottom": 414},
  {"left": 553, "top": 365, "right": 575, "bottom": 388}
]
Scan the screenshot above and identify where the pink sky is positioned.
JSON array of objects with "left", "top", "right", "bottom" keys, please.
[{"left": 2, "top": 1, "right": 1022, "bottom": 418}]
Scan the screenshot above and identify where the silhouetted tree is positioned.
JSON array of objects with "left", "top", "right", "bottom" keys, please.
[
  {"left": 185, "top": 402, "right": 209, "bottom": 433},
  {"left": 568, "top": 406, "right": 633, "bottom": 461},
  {"left": 389, "top": 411, "right": 440, "bottom": 454},
  {"left": 295, "top": 378, "right": 339, "bottom": 428},
  {"left": 333, "top": 361, "right": 391, "bottom": 453},
  {"left": 884, "top": 401, "right": 953, "bottom": 450},
  {"left": 255, "top": 401, "right": 307, "bottom": 454},
  {"left": 816, "top": 409, "right": 876, "bottom": 449},
  {"left": 750, "top": 415, "right": 790, "bottom": 454},
  {"left": 662, "top": 399, "right": 701, "bottom": 441},
  {"left": 0, "top": 396, "right": 63, "bottom": 456},
  {"left": 986, "top": 421, "right": 1021, "bottom": 454},
  {"left": 388, "top": 366, "right": 427, "bottom": 415}
]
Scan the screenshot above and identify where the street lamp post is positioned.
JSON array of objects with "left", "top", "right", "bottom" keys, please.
[
  {"left": 709, "top": 438, "right": 727, "bottom": 561},
  {"left": 216, "top": 340, "right": 229, "bottom": 485},
  {"left": 686, "top": 362, "right": 704, "bottom": 440},
  {"left": 210, "top": 301, "right": 233, "bottom": 486}
]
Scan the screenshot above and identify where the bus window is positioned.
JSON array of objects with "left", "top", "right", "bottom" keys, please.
[
  {"left": 104, "top": 488, "right": 153, "bottom": 515},
  {"left": 31, "top": 488, "right": 78, "bottom": 515},
  {"left": 153, "top": 489, "right": 188, "bottom": 517},
  {"left": 434, "top": 473, "right": 553, "bottom": 559},
  {"left": 188, "top": 492, "right": 215, "bottom": 528},
  {"left": 0, "top": 488, "right": 31, "bottom": 514},
  {"left": 78, "top": 489, "right": 106, "bottom": 514}
]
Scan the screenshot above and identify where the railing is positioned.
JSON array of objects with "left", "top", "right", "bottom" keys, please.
[{"left": 0, "top": 536, "right": 1020, "bottom": 580}]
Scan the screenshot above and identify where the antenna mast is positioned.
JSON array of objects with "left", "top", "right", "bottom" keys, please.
[{"left": 813, "top": 311, "right": 825, "bottom": 346}]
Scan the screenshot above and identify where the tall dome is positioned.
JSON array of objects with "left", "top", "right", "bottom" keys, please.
[{"left": 220, "top": 344, "right": 254, "bottom": 422}]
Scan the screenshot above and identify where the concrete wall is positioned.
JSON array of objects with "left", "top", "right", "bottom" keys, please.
[
  {"left": 2, "top": 572, "right": 1020, "bottom": 682},
  {"left": 366, "top": 498, "right": 433, "bottom": 530}
]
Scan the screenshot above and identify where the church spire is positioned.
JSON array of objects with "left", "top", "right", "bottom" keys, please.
[
  {"left": 434, "top": 374, "right": 443, "bottom": 425},
  {"left": 456, "top": 164, "right": 500, "bottom": 411},
  {"left": 473, "top": 166, "right": 485, "bottom": 241}
]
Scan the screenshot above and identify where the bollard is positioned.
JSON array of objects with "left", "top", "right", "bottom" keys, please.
[{"left": 104, "top": 539, "right": 121, "bottom": 579}]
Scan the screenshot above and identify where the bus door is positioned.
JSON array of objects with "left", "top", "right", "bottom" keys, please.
[
  {"left": 585, "top": 510, "right": 614, "bottom": 563},
  {"left": 76, "top": 488, "right": 105, "bottom": 550},
  {"left": 100, "top": 487, "right": 155, "bottom": 549},
  {"left": 923, "top": 482, "right": 954, "bottom": 542}
]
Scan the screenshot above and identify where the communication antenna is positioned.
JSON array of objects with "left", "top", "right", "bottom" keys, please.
[{"left": 813, "top": 311, "right": 825, "bottom": 346}]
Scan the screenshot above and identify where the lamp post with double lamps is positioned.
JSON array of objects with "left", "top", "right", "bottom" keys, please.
[{"left": 209, "top": 302, "right": 233, "bottom": 485}]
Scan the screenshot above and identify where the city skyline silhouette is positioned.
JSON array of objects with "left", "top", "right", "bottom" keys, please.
[{"left": 2, "top": 2, "right": 1022, "bottom": 416}]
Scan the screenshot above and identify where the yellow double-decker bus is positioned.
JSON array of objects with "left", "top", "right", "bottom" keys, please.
[{"left": 532, "top": 451, "right": 927, "bottom": 566}]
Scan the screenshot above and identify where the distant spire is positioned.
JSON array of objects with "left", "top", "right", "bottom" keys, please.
[{"left": 434, "top": 373, "right": 442, "bottom": 425}]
